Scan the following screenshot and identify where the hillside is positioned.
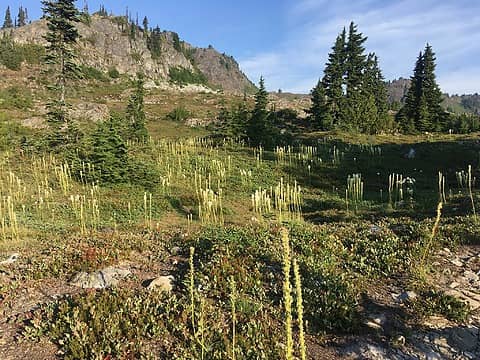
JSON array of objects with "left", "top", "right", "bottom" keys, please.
[
  {"left": 386, "top": 78, "right": 480, "bottom": 114},
  {"left": 0, "top": 14, "right": 255, "bottom": 94}
]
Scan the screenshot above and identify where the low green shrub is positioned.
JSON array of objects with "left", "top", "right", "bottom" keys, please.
[
  {"left": 166, "top": 105, "right": 190, "bottom": 122},
  {"left": 0, "top": 86, "right": 33, "bottom": 110},
  {"left": 81, "top": 65, "right": 108, "bottom": 81},
  {"left": 169, "top": 66, "right": 207, "bottom": 85},
  {"left": 0, "top": 37, "right": 44, "bottom": 70},
  {"left": 108, "top": 67, "right": 120, "bottom": 79},
  {"left": 410, "top": 290, "right": 470, "bottom": 322}
]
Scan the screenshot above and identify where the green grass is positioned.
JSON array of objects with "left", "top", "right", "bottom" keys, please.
[{"left": 0, "top": 95, "right": 478, "bottom": 357}]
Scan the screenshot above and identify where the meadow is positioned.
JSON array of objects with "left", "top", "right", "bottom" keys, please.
[{"left": 0, "top": 119, "right": 479, "bottom": 359}]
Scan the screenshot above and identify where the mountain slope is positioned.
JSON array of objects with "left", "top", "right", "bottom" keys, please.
[
  {"left": 1, "top": 14, "right": 254, "bottom": 94},
  {"left": 386, "top": 78, "right": 480, "bottom": 114}
]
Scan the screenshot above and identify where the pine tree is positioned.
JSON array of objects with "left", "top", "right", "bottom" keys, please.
[
  {"left": 399, "top": 51, "right": 424, "bottom": 132},
  {"left": 3, "top": 6, "right": 13, "bottom": 29},
  {"left": 345, "top": 22, "right": 367, "bottom": 96},
  {"left": 17, "top": 6, "right": 26, "bottom": 27},
  {"left": 363, "top": 53, "right": 389, "bottom": 133},
  {"left": 41, "top": 0, "right": 81, "bottom": 136},
  {"left": 88, "top": 116, "right": 128, "bottom": 184},
  {"left": 147, "top": 26, "right": 162, "bottom": 59},
  {"left": 322, "top": 28, "right": 346, "bottom": 125},
  {"left": 422, "top": 44, "right": 445, "bottom": 130},
  {"left": 247, "top": 77, "right": 271, "bottom": 147},
  {"left": 398, "top": 44, "right": 446, "bottom": 132},
  {"left": 126, "top": 74, "right": 148, "bottom": 141},
  {"left": 308, "top": 79, "right": 333, "bottom": 130},
  {"left": 142, "top": 16, "right": 149, "bottom": 34}
]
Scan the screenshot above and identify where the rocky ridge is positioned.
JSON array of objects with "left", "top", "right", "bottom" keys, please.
[{"left": 1, "top": 14, "right": 255, "bottom": 94}]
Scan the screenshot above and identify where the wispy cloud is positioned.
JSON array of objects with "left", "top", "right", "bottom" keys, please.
[{"left": 239, "top": 0, "right": 480, "bottom": 94}]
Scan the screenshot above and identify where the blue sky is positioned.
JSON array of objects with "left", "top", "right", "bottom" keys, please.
[{"left": 5, "top": 0, "right": 480, "bottom": 94}]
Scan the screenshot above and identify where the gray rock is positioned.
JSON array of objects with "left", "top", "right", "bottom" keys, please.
[
  {"left": 450, "top": 258, "right": 464, "bottom": 267},
  {"left": 463, "top": 270, "right": 480, "bottom": 283},
  {"left": 448, "top": 327, "right": 479, "bottom": 352},
  {"left": 70, "top": 266, "right": 131, "bottom": 289},
  {"left": 396, "top": 291, "right": 418, "bottom": 303},
  {"left": 100, "top": 267, "right": 132, "bottom": 287},
  {"left": 147, "top": 275, "right": 175, "bottom": 292},
  {"left": 70, "top": 272, "right": 105, "bottom": 289},
  {"left": 0, "top": 253, "right": 20, "bottom": 265},
  {"left": 170, "top": 246, "right": 182, "bottom": 255}
]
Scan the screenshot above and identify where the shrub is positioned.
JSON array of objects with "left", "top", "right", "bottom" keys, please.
[
  {"left": 166, "top": 106, "right": 190, "bottom": 122},
  {"left": 0, "top": 37, "right": 44, "bottom": 70},
  {"left": 80, "top": 65, "right": 108, "bottom": 81},
  {"left": 24, "top": 289, "right": 177, "bottom": 359},
  {"left": 0, "top": 86, "right": 33, "bottom": 110},
  {"left": 169, "top": 66, "right": 207, "bottom": 85},
  {"left": 108, "top": 67, "right": 120, "bottom": 79},
  {"left": 410, "top": 290, "right": 470, "bottom": 322}
]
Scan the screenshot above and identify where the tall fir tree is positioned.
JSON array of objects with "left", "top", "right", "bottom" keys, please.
[
  {"left": 126, "top": 74, "right": 148, "bottom": 141},
  {"left": 247, "top": 77, "right": 271, "bottom": 147},
  {"left": 142, "top": 16, "right": 149, "bottom": 34},
  {"left": 17, "top": 6, "right": 26, "bottom": 27},
  {"left": 308, "top": 79, "right": 333, "bottom": 130},
  {"left": 310, "top": 22, "right": 391, "bottom": 133},
  {"left": 363, "top": 53, "right": 389, "bottom": 133},
  {"left": 41, "top": 0, "right": 81, "bottom": 137},
  {"left": 322, "top": 28, "right": 346, "bottom": 125},
  {"left": 398, "top": 51, "right": 424, "bottom": 132},
  {"left": 345, "top": 22, "right": 367, "bottom": 97},
  {"left": 3, "top": 6, "right": 13, "bottom": 29},
  {"left": 398, "top": 44, "right": 446, "bottom": 133},
  {"left": 422, "top": 44, "right": 446, "bottom": 130}
]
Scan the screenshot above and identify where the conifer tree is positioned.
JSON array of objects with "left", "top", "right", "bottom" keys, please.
[
  {"left": 3, "top": 6, "right": 13, "bottom": 29},
  {"left": 345, "top": 22, "right": 367, "bottom": 97},
  {"left": 422, "top": 44, "right": 446, "bottom": 130},
  {"left": 17, "top": 6, "right": 26, "bottom": 27},
  {"left": 148, "top": 26, "right": 162, "bottom": 59},
  {"left": 126, "top": 74, "right": 148, "bottom": 141},
  {"left": 398, "top": 44, "right": 446, "bottom": 132},
  {"left": 88, "top": 116, "right": 128, "bottom": 184},
  {"left": 363, "top": 53, "right": 389, "bottom": 133},
  {"left": 247, "top": 77, "right": 271, "bottom": 147},
  {"left": 142, "top": 16, "right": 149, "bottom": 34},
  {"left": 322, "top": 28, "right": 346, "bottom": 125},
  {"left": 41, "top": 0, "right": 81, "bottom": 138},
  {"left": 308, "top": 79, "right": 333, "bottom": 130}
]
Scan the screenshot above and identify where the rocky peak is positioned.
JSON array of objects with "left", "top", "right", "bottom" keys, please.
[{"left": 1, "top": 14, "right": 253, "bottom": 94}]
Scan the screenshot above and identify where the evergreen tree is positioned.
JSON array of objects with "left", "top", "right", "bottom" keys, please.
[
  {"left": 3, "top": 6, "right": 13, "bottom": 29},
  {"left": 147, "top": 26, "right": 162, "bottom": 59},
  {"left": 422, "top": 44, "right": 446, "bottom": 130},
  {"left": 126, "top": 74, "right": 148, "bottom": 141},
  {"left": 345, "top": 22, "right": 367, "bottom": 97},
  {"left": 142, "top": 16, "right": 149, "bottom": 34},
  {"left": 322, "top": 28, "right": 346, "bottom": 125},
  {"left": 41, "top": 0, "right": 81, "bottom": 139},
  {"left": 172, "top": 32, "right": 182, "bottom": 52},
  {"left": 17, "top": 6, "right": 26, "bottom": 27},
  {"left": 308, "top": 79, "right": 333, "bottom": 130},
  {"left": 88, "top": 116, "right": 128, "bottom": 184},
  {"left": 363, "top": 53, "right": 389, "bottom": 133},
  {"left": 399, "top": 51, "right": 424, "bottom": 132},
  {"left": 247, "top": 77, "right": 271, "bottom": 147},
  {"left": 398, "top": 44, "right": 446, "bottom": 132}
]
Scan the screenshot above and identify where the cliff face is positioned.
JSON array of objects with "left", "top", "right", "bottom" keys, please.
[
  {"left": 192, "top": 48, "right": 256, "bottom": 93},
  {"left": 2, "top": 15, "right": 253, "bottom": 93}
]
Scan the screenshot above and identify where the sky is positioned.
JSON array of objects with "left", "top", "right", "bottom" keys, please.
[{"left": 5, "top": 0, "right": 480, "bottom": 94}]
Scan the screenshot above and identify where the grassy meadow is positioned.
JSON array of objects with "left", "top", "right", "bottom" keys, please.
[{"left": 0, "top": 110, "right": 479, "bottom": 358}]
